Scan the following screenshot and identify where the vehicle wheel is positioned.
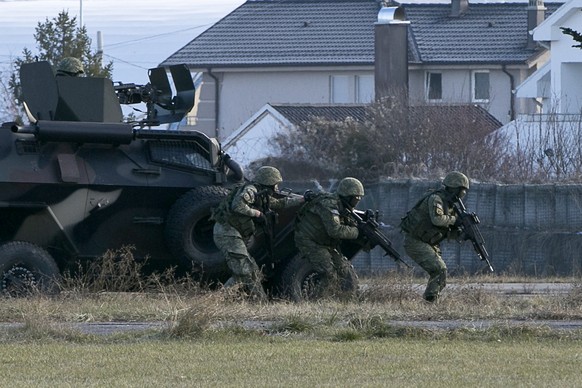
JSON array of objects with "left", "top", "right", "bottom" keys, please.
[
  {"left": 165, "top": 186, "right": 230, "bottom": 279},
  {"left": 280, "top": 254, "right": 358, "bottom": 302},
  {"left": 0, "top": 241, "right": 61, "bottom": 297}
]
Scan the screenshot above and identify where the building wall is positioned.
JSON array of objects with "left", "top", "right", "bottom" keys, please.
[
  {"left": 222, "top": 110, "right": 289, "bottom": 168},
  {"left": 186, "top": 65, "right": 537, "bottom": 140},
  {"left": 536, "top": 6, "right": 582, "bottom": 114},
  {"left": 409, "top": 67, "right": 530, "bottom": 124},
  {"left": 553, "top": 10, "right": 582, "bottom": 113},
  {"left": 219, "top": 70, "right": 328, "bottom": 139},
  {"left": 185, "top": 68, "right": 373, "bottom": 141}
]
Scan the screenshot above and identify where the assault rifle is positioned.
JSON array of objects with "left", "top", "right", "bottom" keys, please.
[
  {"left": 256, "top": 189, "right": 278, "bottom": 261},
  {"left": 349, "top": 209, "right": 412, "bottom": 268},
  {"left": 452, "top": 198, "right": 494, "bottom": 272}
]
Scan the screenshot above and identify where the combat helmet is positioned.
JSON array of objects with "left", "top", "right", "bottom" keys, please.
[
  {"left": 254, "top": 166, "right": 283, "bottom": 186},
  {"left": 443, "top": 171, "right": 470, "bottom": 190},
  {"left": 56, "top": 57, "right": 84, "bottom": 76},
  {"left": 336, "top": 177, "right": 365, "bottom": 197}
]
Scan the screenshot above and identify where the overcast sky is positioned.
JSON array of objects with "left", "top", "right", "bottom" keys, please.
[{"left": 0, "top": 0, "right": 245, "bottom": 85}]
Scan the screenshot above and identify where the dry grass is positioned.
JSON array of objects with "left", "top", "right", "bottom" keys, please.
[
  {"left": 1, "top": 249, "right": 581, "bottom": 343},
  {"left": 0, "top": 274, "right": 580, "bottom": 343},
  {"left": 3, "top": 263, "right": 580, "bottom": 386}
]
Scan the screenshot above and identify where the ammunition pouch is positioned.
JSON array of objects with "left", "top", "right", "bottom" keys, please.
[
  {"left": 417, "top": 230, "right": 444, "bottom": 245},
  {"left": 229, "top": 217, "right": 255, "bottom": 239},
  {"left": 401, "top": 213, "right": 445, "bottom": 245}
]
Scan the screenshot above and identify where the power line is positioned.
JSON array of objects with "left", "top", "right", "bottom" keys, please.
[
  {"left": 102, "top": 23, "right": 211, "bottom": 49},
  {"left": 102, "top": 53, "right": 150, "bottom": 70}
]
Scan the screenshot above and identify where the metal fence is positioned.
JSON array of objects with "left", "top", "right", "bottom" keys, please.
[{"left": 345, "top": 179, "right": 582, "bottom": 276}]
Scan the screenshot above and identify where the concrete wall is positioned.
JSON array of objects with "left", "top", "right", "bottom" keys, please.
[{"left": 292, "top": 179, "right": 582, "bottom": 276}]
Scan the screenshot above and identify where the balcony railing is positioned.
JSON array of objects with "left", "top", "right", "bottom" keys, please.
[{"left": 516, "top": 113, "right": 582, "bottom": 123}]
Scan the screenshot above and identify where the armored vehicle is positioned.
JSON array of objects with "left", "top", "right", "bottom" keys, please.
[{"left": 0, "top": 61, "right": 368, "bottom": 299}]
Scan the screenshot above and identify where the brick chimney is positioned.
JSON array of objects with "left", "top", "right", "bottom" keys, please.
[
  {"left": 450, "top": 0, "right": 469, "bottom": 17},
  {"left": 527, "top": 0, "right": 546, "bottom": 49},
  {"left": 374, "top": 6, "right": 410, "bottom": 102}
]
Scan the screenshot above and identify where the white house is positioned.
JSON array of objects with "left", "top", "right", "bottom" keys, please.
[
  {"left": 222, "top": 104, "right": 369, "bottom": 167},
  {"left": 516, "top": 0, "right": 582, "bottom": 114},
  {"left": 161, "top": 0, "right": 562, "bottom": 142},
  {"left": 500, "top": 0, "right": 582, "bottom": 154}
]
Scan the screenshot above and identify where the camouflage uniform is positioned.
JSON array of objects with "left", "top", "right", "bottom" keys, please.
[
  {"left": 400, "top": 172, "right": 469, "bottom": 302},
  {"left": 294, "top": 178, "right": 363, "bottom": 296},
  {"left": 212, "top": 166, "right": 303, "bottom": 300},
  {"left": 56, "top": 57, "right": 84, "bottom": 77}
]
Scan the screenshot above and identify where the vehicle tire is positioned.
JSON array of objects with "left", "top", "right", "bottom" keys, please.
[
  {"left": 0, "top": 241, "right": 61, "bottom": 297},
  {"left": 165, "top": 186, "right": 230, "bottom": 279},
  {"left": 280, "top": 254, "right": 358, "bottom": 302}
]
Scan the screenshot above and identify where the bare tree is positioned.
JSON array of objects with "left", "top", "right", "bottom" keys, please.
[{"left": 273, "top": 98, "right": 508, "bottom": 183}]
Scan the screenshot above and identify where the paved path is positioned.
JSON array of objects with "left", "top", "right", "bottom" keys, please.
[
  {"left": 3, "top": 318, "right": 582, "bottom": 336},
  {"left": 445, "top": 282, "right": 575, "bottom": 295}
]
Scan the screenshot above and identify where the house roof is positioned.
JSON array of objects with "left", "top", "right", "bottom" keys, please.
[
  {"left": 222, "top": 102, "right": 502, "bottom": 167},
  {"left": 161, "top": 0, "right": 563, "bottom": 68},
  {"left": 274, "top": 104, "right": 502, "bottom": 131},
  {"left": 411, "top": 104, "right": 503, "bottom": 133},
  {"left": 533, "top": 0, "right": 582, "bottom": 41},
  {"left": 270, "top": 104, "right": 370, "bottom": 126}
]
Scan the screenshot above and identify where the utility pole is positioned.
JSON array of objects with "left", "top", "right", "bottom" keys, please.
[{"left": 79, "top": 0, "right": 83, "bottom": 26}]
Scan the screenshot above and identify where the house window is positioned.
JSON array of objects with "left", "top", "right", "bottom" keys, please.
[
  {"left": 356, "top": 75, "right": 374, "bottom": 103},
  {"left": 426, "top": 72, "right": 442, "bottom": 101},
  {"left": 330, "top": 75, "right": 373, "bottom": 103},
  {"left": 331, "top": 75, "right": 352, "bottom": 103},
  {"left": 472, "top": 71, "right": 490, "bottom": 102}
]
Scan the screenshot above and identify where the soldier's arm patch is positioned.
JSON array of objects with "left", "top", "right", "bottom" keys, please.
[
  {"left": 241, "top": 187, "right": 256, "bottom": 204},
  {"left": 434, "top": 202, "right": 445, "bottom": 216}
]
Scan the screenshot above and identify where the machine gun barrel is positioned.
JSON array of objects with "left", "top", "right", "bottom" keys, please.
[{"left": 114, "top": 82, "right": 157, "bottom": 105}]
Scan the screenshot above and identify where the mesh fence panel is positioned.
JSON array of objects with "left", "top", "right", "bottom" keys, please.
[{"left": 352, "top": 180, "right": 582, "bottom": 276}]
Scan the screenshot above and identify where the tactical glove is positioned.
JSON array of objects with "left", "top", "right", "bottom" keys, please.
[
  {"left": 453, "top": 215, "right": 463, "bottom": 228},
  {"left": 303, "top": 190, "right": 316, "bottom": 202},
  {"left": 255, "top": 213, "right": 267, "bottom": 225}
]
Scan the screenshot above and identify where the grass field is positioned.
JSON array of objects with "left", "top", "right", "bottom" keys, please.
[
  {"left": 1, "top": 266, "right": 581, "bottom": 387},
  {"left": 1, "top": 336, "right": 581, "bottom": 387}
]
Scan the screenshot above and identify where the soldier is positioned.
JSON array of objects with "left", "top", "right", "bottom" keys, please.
[
  {"left": 55, "top": 57, "right": 84, "bottom": 77},
  {"left": 294, "top": 177, "right": 364, "bottom": 298},
  {"left": 400, "top": 171, "right": 469, "bottom": 302},
  {"left": 211, "top": 166, "right": 304, "bottom": 301}
]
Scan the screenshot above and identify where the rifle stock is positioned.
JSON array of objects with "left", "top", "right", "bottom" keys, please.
[
  {"left": 452, "top": 199, "right": 494, "bottom": 272},
  {"left": 350, "top": 209, "right": 412, "bottom": 268}
]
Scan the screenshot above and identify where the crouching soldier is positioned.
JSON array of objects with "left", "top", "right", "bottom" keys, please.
[
  {"left": 211, "top": 166, "right": 304, "bottom": 301},
  {"left": 294, "top": 177, "right": 364, "bottom": 298}
]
